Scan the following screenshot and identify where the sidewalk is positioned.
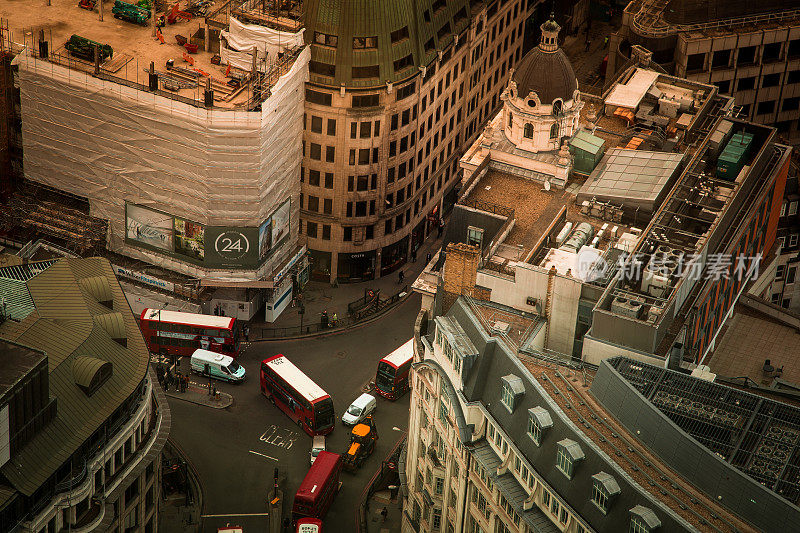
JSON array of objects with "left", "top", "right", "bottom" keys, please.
[
  {"left": 366, "top": 489, "right": 403, "bottom": 533},
  {"left": 247, "top": 229, "right": 446, "bottom": 339},
  {"left": 160, "top": 371, "right": 235, "bottom": 409}
]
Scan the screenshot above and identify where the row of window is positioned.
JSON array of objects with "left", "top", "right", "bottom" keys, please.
[{"left": 686, "top": 39, "right": 799, "bottom": 72}]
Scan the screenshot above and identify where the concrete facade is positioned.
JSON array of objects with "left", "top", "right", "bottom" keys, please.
[{"left": 301, "top": 0, "right": 533, "bottom": 283}]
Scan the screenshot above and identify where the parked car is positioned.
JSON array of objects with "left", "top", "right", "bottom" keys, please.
[
  {"left": 310, "top": 435, "right": 326, "bottom": 466},
  {"left": 190, "top": 348, "right": 245, "bottom": 383},
  {"left": 341, "top": 393, "right": 376, "bottom": 426}
]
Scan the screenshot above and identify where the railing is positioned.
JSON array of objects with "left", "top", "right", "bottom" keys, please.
[
  {"left": 356, "top": 436, "right": 406, "bottom": 533},
  {"left": 54, "top": 459, "right": 88, "bottom": 493},
  {"left": 459, "top": 199, "right": 514, "bottom": 218},
  {"left": 250, "top": 285, "right": 409, "bottom": 339}
]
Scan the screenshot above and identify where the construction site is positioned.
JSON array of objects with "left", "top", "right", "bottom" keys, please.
[{"left": 0, "top": 0, "right": 311, "bottom": 321}]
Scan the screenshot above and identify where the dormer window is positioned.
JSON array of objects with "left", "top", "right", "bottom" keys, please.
[
  {"left": 591, "top": 472, "right": 621, "bottom": 513},
  {"left": 556, "top": 439, "right": 584, "bottom": 479},
  {"left": 527, "top": 406, "right": 552, "bottom": 445},
  {"left": 629, "top": 506, "right": 661, "bottom": 533},
  {"left": 500, "top": 374, "right": 524, "bottom": 412}
]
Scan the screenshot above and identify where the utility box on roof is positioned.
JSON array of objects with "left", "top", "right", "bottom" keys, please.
[
  {"left": 569, "top": 129, "right": 606, "bottom": 176},
  {"left": 717, "top": 131, "right": 754, "bottom": 180}
]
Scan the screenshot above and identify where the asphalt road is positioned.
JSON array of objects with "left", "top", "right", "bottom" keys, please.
[{"left": 168, "top": 294, "right": 420, "bottom": 533}]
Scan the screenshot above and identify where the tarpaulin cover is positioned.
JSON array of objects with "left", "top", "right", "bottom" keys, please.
[
  {"left": 14, "top": 46, "right": 310, "bottom": 280},
  {"left": 221, "top": 17, "right": 305, "bottom": 71}
]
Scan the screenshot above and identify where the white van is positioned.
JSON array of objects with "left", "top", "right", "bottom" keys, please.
[
  {"left": 342, "top": 393, "right": 377, "bottom": 426},
  {"left": 190, "top": 349, "right": 245, "bottom": 383},
  {"left": 310, "top": 435, "right": 326, "bottom": 465}
]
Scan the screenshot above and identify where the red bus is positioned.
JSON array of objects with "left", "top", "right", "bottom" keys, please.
[
  {"left": 375, "top": 338, "right": 414, "bottom": 400},
  {"left": 292, "top": 451, "right": 341, "bottom": 522},
  {"left": 296, "top": 517, "right": 322, "bottom": 533},
  {"left": 139, "top": 308, "right": 240, "bottom": 358},
  {"left": 260, "top": 355, "right": 335, "bottom": 436}
]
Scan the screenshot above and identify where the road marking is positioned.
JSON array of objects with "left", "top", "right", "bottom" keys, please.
[
  {"left": 259, "top": 425, "right": 299, "bottom": 450},
  {"left": 201, "top": 512, "right": 270, "bottom": 518},
  {"left": 249, "top": 450, "right": 279, "bottom": 461}
]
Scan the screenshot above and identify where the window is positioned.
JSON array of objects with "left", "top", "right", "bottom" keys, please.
[
  {"left": 326, "top": 146, "right": 335, "bottom": 162},
  {"left": 327, "top": 119, "right": 336, "bottom": 136},
  {"left": 711, "top": 49, "right": 730, "bottom": 69},
  {"left": 310, "top": 116, "right": 322, "bottom": 133},
  {"left": 397, "top": 82, "right": 416, "bottom": 101},
  {"left": 790, "top": 201, "right": 798, "bottom": 216},
  {"left": 500, "top": 375, "right": 523, "bottom": 412},
  {"left": 686, "top": 52, "right": 705, "bottom": 72},
  {"left": 542, "top": 490, "right": 551, "bottom": 507},
  {"left": 353, "top": 36, "right": 378, "bottom": 49},
  {"left": 550, "top": 122, "right": 559, "bottom": 139},
  {"left": 352, "top": 94, "right": 380, "bottom": 108},
  {"left": 560, "top": 507, "right": 569, "bottom": 524},
  {"left": 433, "top": 508, "right": 442, "bottom": 530},
  {"left": 786, "top": 266, "right": 796, "bottom": 284},
  {"left": 394, "top": 54, "right": 414, "bottom": 72},
  {"left": 556, "top": 439, "right": 584, "bottom": 479},
  {"left": 360, "top": 122, "right": 372, "bottom": 138},
  {"left": 309, "top": 61, "right": 336, "bottom": 77},
  {"left": 783, "top": 97, "right": 800, "bottom": 112},
  {"left": 324, "top": 173, "right": 333, "bottom": 189},
  {"left": 314, "top": 32, "right": 338, "bottom": 47},
  {"left": 309, "top": 143, "right": 321, "bottom": 160},
  {"left": 629, "top": 506, "right": 660, "bottom": 533},
  {"left": 306, "top": 89, "right": 332, "bottom": 106},
  {"left": 343, "top": 227, "right": 352, "bottom": 241},
  {"left": 737, "top": 76, "right": 756, "bottom": 91},
  {"left": 763, "top": 73, "right": 781, "bottom": 88},
  {"left": 757, "top": 100, "right": 776, "bottom": 115},
  {"left": 591, "top": 472, "right": 620, "bottom": 514},
  {"left": 790, "top": 234, "right": 799, "bottom": 247},
  {"left": 353, "top": 65, "right": 380, "bottom": 78},
  {"left": 738, "top": 45, "right": 757, "bottom": 65},
  {"left": 789, "top": 70, "right": 800, "bottom": 84},
  {"left": 527, "top": 407, "right": 552, "bottom": 445},
  {"left": 523, "top": 123, "right": 533, "bottom": 138},
  {"left": 391, "top": 26, "right": 410, "bottom": 43},
  {"left": 435, "top": 477, "right": 444, "bottom": 494},
  {"left": 307, "top": 196, "right": 319, "bottom": 212},
  {"left": 306, "top": 221, "right": 318, "bottom": 238},
  {"left": 777, "top": 264, "right": 786, "bottom": 280},
  {"left": 322, "top": 224, "right": 331, "bottom": 240},
  {"left": 763, "top": 42, "right": 782, "bottom": 62}
]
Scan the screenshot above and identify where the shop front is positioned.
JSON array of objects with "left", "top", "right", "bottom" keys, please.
[
  {"left": 337, "top": 250, "right": 377, "bottom": 283},
  {"left": 380, "top": 235, "right": 409, "bottom": 277},
  {"left": 309, "top": 248, "right": 332, "bottom": 282}
]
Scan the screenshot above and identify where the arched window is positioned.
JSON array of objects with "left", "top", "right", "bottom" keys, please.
[
  {"left": 524, "top": 123, "right": 534, "bottom": 138},
  {"left": 552, "top": 99, "right": 563, "bottom": 116},
  {"left": 550, "top": 122, "right": 559, "bottom": 139}
]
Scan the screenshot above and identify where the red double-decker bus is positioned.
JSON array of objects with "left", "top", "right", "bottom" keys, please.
[
  {"left": 375, "top": 338, "right": 414, "bottom": 400},
  {"left": 292, "top": 451, "right": 341, "bottom": 522},
  {"left": 260, "top": 355, "right": 335, "bottom": 436},
  {"left": 139, "top": 309, "right": 240, "bottom": 358},
  {"left": 296, "top": 517, "right": 322, "bottom": 533}
]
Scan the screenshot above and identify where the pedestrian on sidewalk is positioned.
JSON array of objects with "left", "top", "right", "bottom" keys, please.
[
  {"left": 183, "top": 374, "right": 189, "bottom": 393},
  {"left": 243, "top": 324, "right": 250, "bottom": 342},
  {"left": 381, "top": 506, "right": 388, "bottom": 522},
  {"left": 584, "top": 39, "right": 590, "bottom": 52},
  {"left": 208, "top": 380, "right": 213, "bottom": 396},
  {"left": 175, "top": 371, "right": 182, "bottom": 392},
  {"left": 331, "top": 312, "right": 338, "bottom": 327},
  {"left": 398, "top": 270, "right": 405, "bottom": 284},
  {"left": 426, "top": 252, "right": 432, "bottom": 265},
  {"left": 411, "top": 248, "right": 417, "bottom": 262},
  {"left": 437, "top": 220, "right": 444, "bottom": 238}
]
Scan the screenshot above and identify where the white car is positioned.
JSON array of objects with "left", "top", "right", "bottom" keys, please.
[
  {"left": 342, "top": 393, "right": 377, "bottom": 426},
  {"left": 310, "top": 435, "right": 326, "bottom": 465}
]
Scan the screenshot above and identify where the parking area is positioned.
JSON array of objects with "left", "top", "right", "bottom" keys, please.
[{"left": 165, "top": 294, "right": 420, "bottom": 532}]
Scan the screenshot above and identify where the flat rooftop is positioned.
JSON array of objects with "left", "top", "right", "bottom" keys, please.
[
  {"left": 708, "top": 304, "right": 800, "bottom": 386},
  {"left": 1, "top": 0, "right": 300, "bottom": 108},
  {"left": 0, "top": 339, "right": 46, "bottom": 399}
]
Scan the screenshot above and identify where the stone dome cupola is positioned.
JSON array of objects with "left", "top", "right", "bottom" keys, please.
[{"left": 539, "top": 14, "right": 561, "bottom": 52}]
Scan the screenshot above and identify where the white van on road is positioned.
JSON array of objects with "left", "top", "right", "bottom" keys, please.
[
  {"left": 342, "top": 393, "right": 377, "bottom": 426},
  {"left": 190, "top": 349, "right": 246, "bottom": 383}
]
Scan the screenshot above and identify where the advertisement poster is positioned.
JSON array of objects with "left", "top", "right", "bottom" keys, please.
[
  {"left": 258, "top": 217, "right": 272, "bottom": 261},
  {"left": 205, "top": 226, "right": 259, "bottom": 268},
  {"left": 174, "top": 217, "right": 206, "bottom": 261},
  {"left": 126, "top": 204, "right": 173, "bottom": 252},
  {"left": 270, "top": 199, "right": 291, "bottom": 250}
]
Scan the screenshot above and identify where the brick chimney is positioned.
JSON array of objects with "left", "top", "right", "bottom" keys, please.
[{"left": 443, "top": 243, "right": 481, "bottom": 297}]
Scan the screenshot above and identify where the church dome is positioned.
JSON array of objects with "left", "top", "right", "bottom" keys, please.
[{"left": 511, "top": 16, "right": 578, "bottom": 105}]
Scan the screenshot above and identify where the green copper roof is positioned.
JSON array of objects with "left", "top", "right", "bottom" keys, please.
[
  {"left": 304, "top": 0, "right": 471, "bottom": 88},
  {"left": 0, "top": 257, "right": 150, "bottom": 496}
]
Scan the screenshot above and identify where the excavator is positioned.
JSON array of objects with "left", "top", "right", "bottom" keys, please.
[{"left": 342, "top": 415, "right": 378, "bottom": 471}]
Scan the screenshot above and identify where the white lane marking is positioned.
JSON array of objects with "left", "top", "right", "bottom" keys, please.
[
  {"left": 259, "top": 424, "right": 299, "bottom": 450},
  {"left": 249, "top": 450, "right": 279, "bottom": 461}
]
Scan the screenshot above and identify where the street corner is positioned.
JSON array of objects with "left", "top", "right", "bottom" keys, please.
[{"left": 163, "top": 381, "right": 235, "bottom": 409}]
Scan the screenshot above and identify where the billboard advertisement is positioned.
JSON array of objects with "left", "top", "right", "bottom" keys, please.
[
  {"left": 126, "top": 204, "right": 173, "bottom": 252},
  {"left": 125, "top": 200, "right": 291, "bottom": 270}
]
